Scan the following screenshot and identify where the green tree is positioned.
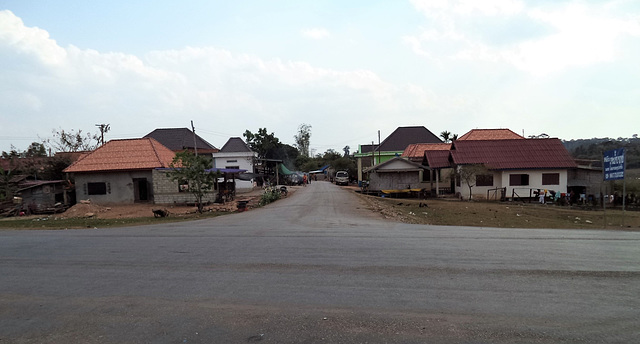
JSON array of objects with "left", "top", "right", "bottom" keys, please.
[
  {"left": 0, "top": 166, "right": 15, "bottom": 201},
  {"left": 294, "top": 123, "right": 312, "bottom": 157},
  {"left": 440, "top": 131, "right": 451, "bottom": 143},
  {"left": 440, "top": 131, "right": 458, "bottom": 143},
  {"left": 165, "top": 151, "right": 219, "bottom": 213},
  {"left": 243, "top": 128, "right": 282, "bottom": 159},
  {"left": 25, "top": 142, "right": 47, "bottom": 157}
]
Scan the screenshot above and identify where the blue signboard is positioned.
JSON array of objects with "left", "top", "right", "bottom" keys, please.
[{"left": 603, "top": 148, "right": 625, "bottom": 181}]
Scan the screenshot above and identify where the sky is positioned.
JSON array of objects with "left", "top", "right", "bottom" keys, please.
[{"left": 1, "top": 0, "right": 639, "bottom": 156}]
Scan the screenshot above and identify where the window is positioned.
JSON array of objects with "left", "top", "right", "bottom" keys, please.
[
  {"left": 226, "top": 159, "right": 238, "bottom": 163},
  {"left": 509, "top": 174, "right": 529, "bottom": 186},
  {"left": 542, "top": 173, "right": 560, "bottom": 185},
  {"left": 225, "top": 166, "right": 239, "bottom": 170},
  {"left": 87, "top": 182, "right": 107, "bottom": 195},
  {"left": 178, "top": 180, "right": 189, "bottom": 192},
  {"left": 476, "top": 174, "right": 494, "bottom": 187}
]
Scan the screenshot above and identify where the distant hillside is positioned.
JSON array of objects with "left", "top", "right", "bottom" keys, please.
[{"left": 563, "top": 137, "right": 640, "bottom": 169}]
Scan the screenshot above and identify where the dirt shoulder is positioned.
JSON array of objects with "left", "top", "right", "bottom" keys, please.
[{"left": 354, "top": 189, "right": 640, "bottom": 230}]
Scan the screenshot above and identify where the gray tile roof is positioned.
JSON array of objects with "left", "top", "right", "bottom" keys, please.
[
  {"left": 378, "top": 126, "right": 442, "bottom": 151},
  {"left": 143, "top": 128, "right": 217, "bottom": 152},
  {"left": 220, "top": 137, "right": 253, "bottom": 153}
]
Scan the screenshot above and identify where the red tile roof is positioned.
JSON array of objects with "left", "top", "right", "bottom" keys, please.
[
  {"left": 63, "top": 138, "right": 177, "bottom": 173},
  {"left": 402, "top": 143, "right": 451, "bottom": 160},
  {"left": 450, "top": 138, "right": 577, "bottom": 170},
  {"left": 424, "top": 150, "right": 452, "bottom": 169},
  {"left": 457, "top": 129, "right": 524, "bottom": 141}
]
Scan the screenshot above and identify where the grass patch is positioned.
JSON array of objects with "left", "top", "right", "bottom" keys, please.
[{"left": 359, "top": 195, "right": 640, "bottom": 230}]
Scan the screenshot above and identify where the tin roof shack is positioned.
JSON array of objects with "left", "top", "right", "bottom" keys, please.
[
  {"left": 15, "top": 180, "right": 70, "bottom": 214},
  {"left": 364, "top": 157, "right": 427, "bottom": 197},
  {"left": 354, "top": 126, "right": 442, "bottom": 182}
]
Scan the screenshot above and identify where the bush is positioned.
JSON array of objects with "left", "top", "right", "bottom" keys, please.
[{"left": 259, "top": 187, "right": 281, "bottom": 206}]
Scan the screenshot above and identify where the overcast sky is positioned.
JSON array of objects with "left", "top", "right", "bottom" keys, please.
[{"left": 1, "top": 0, "right": 639, "bottom": 155}]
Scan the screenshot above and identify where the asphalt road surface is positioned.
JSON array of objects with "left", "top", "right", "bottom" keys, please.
[{"left": 1, "top": 181, "right": 640, "bottom": 343}]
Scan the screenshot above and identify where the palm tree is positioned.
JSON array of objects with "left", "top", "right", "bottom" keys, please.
[{"left": 440, "top": 131, "right": 451, "bottom": 143}]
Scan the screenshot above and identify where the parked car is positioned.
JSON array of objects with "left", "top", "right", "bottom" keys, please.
[{"left": 335, "top": 171, "right": 349, "bottom": 186}]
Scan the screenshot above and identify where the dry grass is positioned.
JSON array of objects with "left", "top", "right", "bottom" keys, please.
[{"left": 357, "top": 194, "right": 640, "bottom": 230}]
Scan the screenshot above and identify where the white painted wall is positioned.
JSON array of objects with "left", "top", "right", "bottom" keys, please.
[
  {"left": 212, "top": 151, "right": 257, "bottom": 192},
  {"left": 456, "top": 169, "right": 568, "bottom": 200}
]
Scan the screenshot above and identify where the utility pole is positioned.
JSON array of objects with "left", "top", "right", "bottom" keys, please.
[
  {"left": 95, "top": 124, "right": 110, "bottom": 145},
  {"left": 191, "top": 120, "right": 198, "bottom": 156},
  {"left": 378, "top": 130, "right": 381, "bottom": 165}
]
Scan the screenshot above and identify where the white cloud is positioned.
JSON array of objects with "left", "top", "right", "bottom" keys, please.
[
  {"left": 406, "top": 1, "right": 640, "bottom": 75},
  {"left": 0, "top": 10, "right": 67, "bottom": 65},
  {"left": 1, "top": 10, "right": 455, "bottom": 152},
  {"left": 301, "top": 28, "right": 330, "bottom": 40}
]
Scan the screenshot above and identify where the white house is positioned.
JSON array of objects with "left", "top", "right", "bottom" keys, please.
[
  {"left": 443, "top": 138, "right": 577, "bottom": 201},
  {"left": 212, "top": 137, "right": 257, "bottom": 193}
]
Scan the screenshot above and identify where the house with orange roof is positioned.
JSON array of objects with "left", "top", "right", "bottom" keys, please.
[
  {"left": 456, "top": 128, "right": 524, "bottom": 141},
  {"left": 63, "top": 138, "right": 217, "bottom": 204}
]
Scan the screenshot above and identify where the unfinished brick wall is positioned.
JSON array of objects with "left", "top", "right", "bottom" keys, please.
[{"left": 152, "top": 169, "right": 217, "bottom": 205}]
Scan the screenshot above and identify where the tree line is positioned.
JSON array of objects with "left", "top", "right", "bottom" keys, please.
[{"left": 563, "top": 136, "right": 640, "bottom": 169}]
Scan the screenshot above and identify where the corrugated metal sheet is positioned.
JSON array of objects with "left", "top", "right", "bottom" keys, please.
[{"left": 424, "top": 150, "right": 452, "bottom": 168}]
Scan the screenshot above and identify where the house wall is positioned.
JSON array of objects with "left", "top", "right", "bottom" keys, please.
[
  {"left": 568, "top": 168, "right": 602, "bottom": 196},
  {"left": 456, "top": 169, "right": 568, "bottom": 200},
  {"left": 212, "top": 152, "right": 256, "bottom": 193},
  {"left": 75, "top": 171, "right": 153, "bottom": 204},
  {"left": 152, "top": 169, "right": 217, "bottom": 205},
  {"left": 19, "top": 184, "right": 64, "bottom": 213},
  {"left": 369, "top": 171, "right": 421, "bottom": 191}
]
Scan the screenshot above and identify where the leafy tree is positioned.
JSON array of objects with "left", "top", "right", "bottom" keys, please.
[
  {"left": 165, "top": 151, "right": 219, "bottom": 213},
  {"left": 456, "top": 164, "right": 489, "bottom": 201},
  {"left": 44, "top": 128, "right": 99, "bottom": 153},
  {"left": 0, "top": 166, "right": 15, "bottom": 201},
  {"left": 294, "top": 123, "right": 312, "bottom": 157},
  {"left": 1, "top": 145, "right": 21, "bottom": 159},
  {"left": 25, "top": 142, "right": 47, "bottom": 157},
  {"left": 243, "top": 128, "right": 282, "bottom": 159}
]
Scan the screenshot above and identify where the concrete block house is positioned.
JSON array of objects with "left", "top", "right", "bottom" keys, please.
[{"left": 63, "top": 138, "right": 217, "bottom": 205}]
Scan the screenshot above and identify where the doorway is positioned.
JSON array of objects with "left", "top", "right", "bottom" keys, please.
[{"left": 133, "top": 178, "right": 149, "bottom": 202}]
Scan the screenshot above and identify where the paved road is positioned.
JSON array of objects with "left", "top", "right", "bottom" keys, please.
[{"left": 1, "top": 181, "right": 640, "bottom": 343}]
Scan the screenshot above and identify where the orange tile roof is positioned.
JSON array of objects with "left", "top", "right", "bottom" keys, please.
[
  {"left": 402, "top": 143, "right": 451, "bottom": 160},
  {"left": 457, "top": 129, "right": 524, "bottom": 141},
  {"left": 63, "top": 138, "right": 177, "bottom": 173}
]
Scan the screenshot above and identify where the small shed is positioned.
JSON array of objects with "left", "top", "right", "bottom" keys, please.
[
  {"left": 15, "top": 180, "right": 71, "bottom": 214},
  {"left": 364, "top": 157, "right": 427, "bottom": 193}
]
